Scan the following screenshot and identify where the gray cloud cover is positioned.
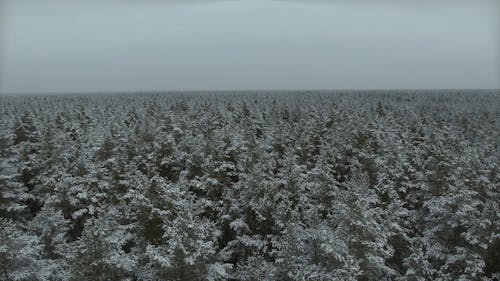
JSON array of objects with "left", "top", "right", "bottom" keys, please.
[{"left": 0, "top": 0, "right": 498, "bottom": 94}]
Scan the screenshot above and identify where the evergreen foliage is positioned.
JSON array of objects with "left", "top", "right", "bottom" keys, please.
[{"left": 0, "top": 90, "right": 498, "bottom": 280}]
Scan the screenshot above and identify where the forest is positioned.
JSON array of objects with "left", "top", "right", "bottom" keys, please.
[{"left": 0, "top": 90, "right": 499, "bottom": 280}]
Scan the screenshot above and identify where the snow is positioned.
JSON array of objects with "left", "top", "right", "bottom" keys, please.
[{"left": 0, "top": 90, "right": 499, "bottom": 280}]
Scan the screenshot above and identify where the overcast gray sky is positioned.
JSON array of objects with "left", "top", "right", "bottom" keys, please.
[{"left": 0, "top": 0, "right": 499, "bottom": 94}]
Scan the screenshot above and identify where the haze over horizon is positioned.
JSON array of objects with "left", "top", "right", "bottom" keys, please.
[{"left": 1, "top": 0, "right": 499, "bottom": 94}]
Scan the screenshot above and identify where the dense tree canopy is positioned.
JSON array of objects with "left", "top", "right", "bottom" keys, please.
[{"left": 0, "top": 91, "right": 499, "bottom": 280}]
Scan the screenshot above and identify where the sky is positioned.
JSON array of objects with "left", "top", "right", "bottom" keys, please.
[{"left": 0, "top": 0, "right": 499, "bottom": 94}]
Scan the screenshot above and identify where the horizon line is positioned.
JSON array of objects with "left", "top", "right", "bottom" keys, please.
[{"left": 1, "top": 88, "right": 499, "bottom": 97}]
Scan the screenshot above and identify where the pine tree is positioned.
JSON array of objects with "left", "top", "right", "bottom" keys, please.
[{"left": 0, "top": 218, "right": 41, "bottom": 281}]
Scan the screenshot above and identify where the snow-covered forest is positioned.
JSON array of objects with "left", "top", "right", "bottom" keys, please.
[{"left": 0, "top": 91, "right": 499, "bottom": 280}]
